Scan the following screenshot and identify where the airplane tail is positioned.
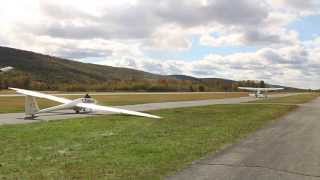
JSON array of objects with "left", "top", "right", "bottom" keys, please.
[{"left": 25, "top": 96, "right": 40, "bottom": 116}]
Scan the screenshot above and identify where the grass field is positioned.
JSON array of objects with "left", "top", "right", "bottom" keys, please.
[
  {"left": 247, "top": 93, "right": 319, "bottom": 104},
  {"left": 0, "top": 92, "right": 247, "bottom": 113},
  {"left": 0, "top": 90, "right": 15, "bottom": 94},
  {"left": 0, "top": 103, "right": 297, "bottom": 179}
]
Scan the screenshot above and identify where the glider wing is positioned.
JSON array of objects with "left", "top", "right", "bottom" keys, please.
[
  {"left": 9, "top": 87, "right": 72, "bottom": 104},
  {"left": 76, "top": 103, "right": 161, "bottom": 119}
]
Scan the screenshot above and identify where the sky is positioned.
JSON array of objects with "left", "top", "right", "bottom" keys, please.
[{"left": 0, "top": 0, "right": 320, "bottom": 89}]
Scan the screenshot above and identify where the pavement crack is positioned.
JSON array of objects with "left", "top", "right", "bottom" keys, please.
[{"left": 202, "top": 163, "right": 320, "bottom": 178}]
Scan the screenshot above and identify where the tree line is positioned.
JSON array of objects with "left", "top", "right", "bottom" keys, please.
[{"left": 0, "top": 71, "right": 286, "bottom": 92}]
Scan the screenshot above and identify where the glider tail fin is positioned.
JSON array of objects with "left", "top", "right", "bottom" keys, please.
[{"left": 25, "top": 96, "right": 40, "bottom": 116}]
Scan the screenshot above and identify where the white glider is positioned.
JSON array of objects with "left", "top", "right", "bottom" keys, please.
[
  {"left": 0, "top": 66, "right": 14, "bottom": 72},
  {"left": 238, "top": 87, "right": 284, "bottom": 98},
  {"left": 9, "top": 87, "right": 161, "bottom": 119}
]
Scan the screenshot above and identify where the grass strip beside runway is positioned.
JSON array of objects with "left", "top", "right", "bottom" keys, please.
[
  {"left": 0, "top": 92, "right": 247, "bottom": 113},
  {"left": 0, "top": 103, "right": 297, "bottom": 179},
  {"left": 248, "top": 93, "right": 319, "bottom": 104}
]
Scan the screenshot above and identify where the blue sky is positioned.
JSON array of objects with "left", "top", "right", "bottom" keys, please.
[
  {"left": 145, "top": 35, "right": 259, "bottom": 61},
  {"left": 288, "top": 15, "right": 320, "bottom": 40},
  {"left": 0, "top": 0, "right": 319, "bottom": 89}
]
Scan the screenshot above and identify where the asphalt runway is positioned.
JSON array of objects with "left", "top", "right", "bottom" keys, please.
[
  {"left": 0, "top": 93, "right": 297, "bottom": 125},
  {"left": 167, "top": 97, "right": 320, "bottom": 180}
]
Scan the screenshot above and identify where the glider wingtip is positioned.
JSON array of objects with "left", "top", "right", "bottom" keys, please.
[{"left": 145, "top": 114, "right": 161, "bottom": 119}]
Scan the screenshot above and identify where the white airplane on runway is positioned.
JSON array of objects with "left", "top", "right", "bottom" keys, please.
[
  {"left": 0, "top": 66, "right": 14, "bottom": 72},
  {"left": 238, "top": 87, "right": 284, "bottom": 98},
  {"left": 9, "top": 87, "right": 161, "bottom": 119}
]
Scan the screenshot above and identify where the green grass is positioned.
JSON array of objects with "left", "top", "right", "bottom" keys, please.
[
  {"left": 0, "top": 92, "right": 247, "bottom": 113},
  {"left": 0, "top": 104, "right": 297, "bottom": 179},
  {"left": 248, "top": 93, "right": 319, "bottom": 104}
]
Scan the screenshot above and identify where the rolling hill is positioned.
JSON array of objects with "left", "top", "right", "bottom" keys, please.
[
  {"left": 0, "top": 46, "right": 303, "bottom": 92},
  {"left": 0, "top": 46, "right": 163, "bottom": 83}
]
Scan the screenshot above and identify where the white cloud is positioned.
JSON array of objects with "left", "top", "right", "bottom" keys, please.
[
  {"left": 0, "top": 0, "right": 313, "bottom": 51},
  {"left": 269, "top": 0, "right": 319, "bottom": 12},
  {"left": 0, "top": 0, "right": 319, "bottom": 88},
  {"left": 100, "top": 39, "right": 320, "bottom": 89},
  {"left": 200, "top": 27, "right": 299, "bottom": 47},
  {"left": 143, "top": 24, "right": 192, "bottom": 51}
]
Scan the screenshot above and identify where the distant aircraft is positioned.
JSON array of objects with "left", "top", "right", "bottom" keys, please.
[
  {"left": 9, "top": 87, "right": 161, "bottom": 119},
  {"left": 0, "top": 66, "right": 14, "bottom": 72},
  {"left": 238, "top": 87, "right": 284, "bottom": 98}
]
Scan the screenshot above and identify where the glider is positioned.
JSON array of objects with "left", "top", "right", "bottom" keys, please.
[
  {"left": 0, "top": 66, "right": 14, "bottom": 72},
  {"left": 238, "top": 87, "right": 284, "bottom": 98},
  {"left": 9, "top": 87, "right": 161, "bottom": 119}
]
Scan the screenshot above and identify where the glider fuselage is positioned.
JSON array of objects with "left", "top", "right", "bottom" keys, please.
[
  {"left": 239, "top": 87, "right": 284, "bottom": 98},
  {"left": 37, "top": 98, "right": 97, "bottom": 114},
  {"left": 0, "top": 66, "right": 14, "bottom": 72}
]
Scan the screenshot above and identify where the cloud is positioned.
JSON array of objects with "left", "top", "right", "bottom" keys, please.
[
  {"left": 270, "top": 0, "right": 319, "bottom": 12},
  {"left": 143, "top": 24, "right": 192, "bottom": 51},
  {"left": 1, "top": 0, "right": 313, "bottom": 50},
  {"left": 26, "top": 0, "right": 268, "bottom": 41},
  {"left": 0, "top": 0, "right": 320, "bottom": 88},
  {"left": 152, "top": 0, "right": 269, "bottom": 27},
  {"left": 56, "top": 48, "right": 112, "bottom": 59},
  {"left": 29, "top": 0, "right": 306, "bottom": 49},
  {"left": 101, "top": 40, "right": 320, "bottom": 89},
  {"left": 200, "top": 28, "right": 299, "bottom": 47}
]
